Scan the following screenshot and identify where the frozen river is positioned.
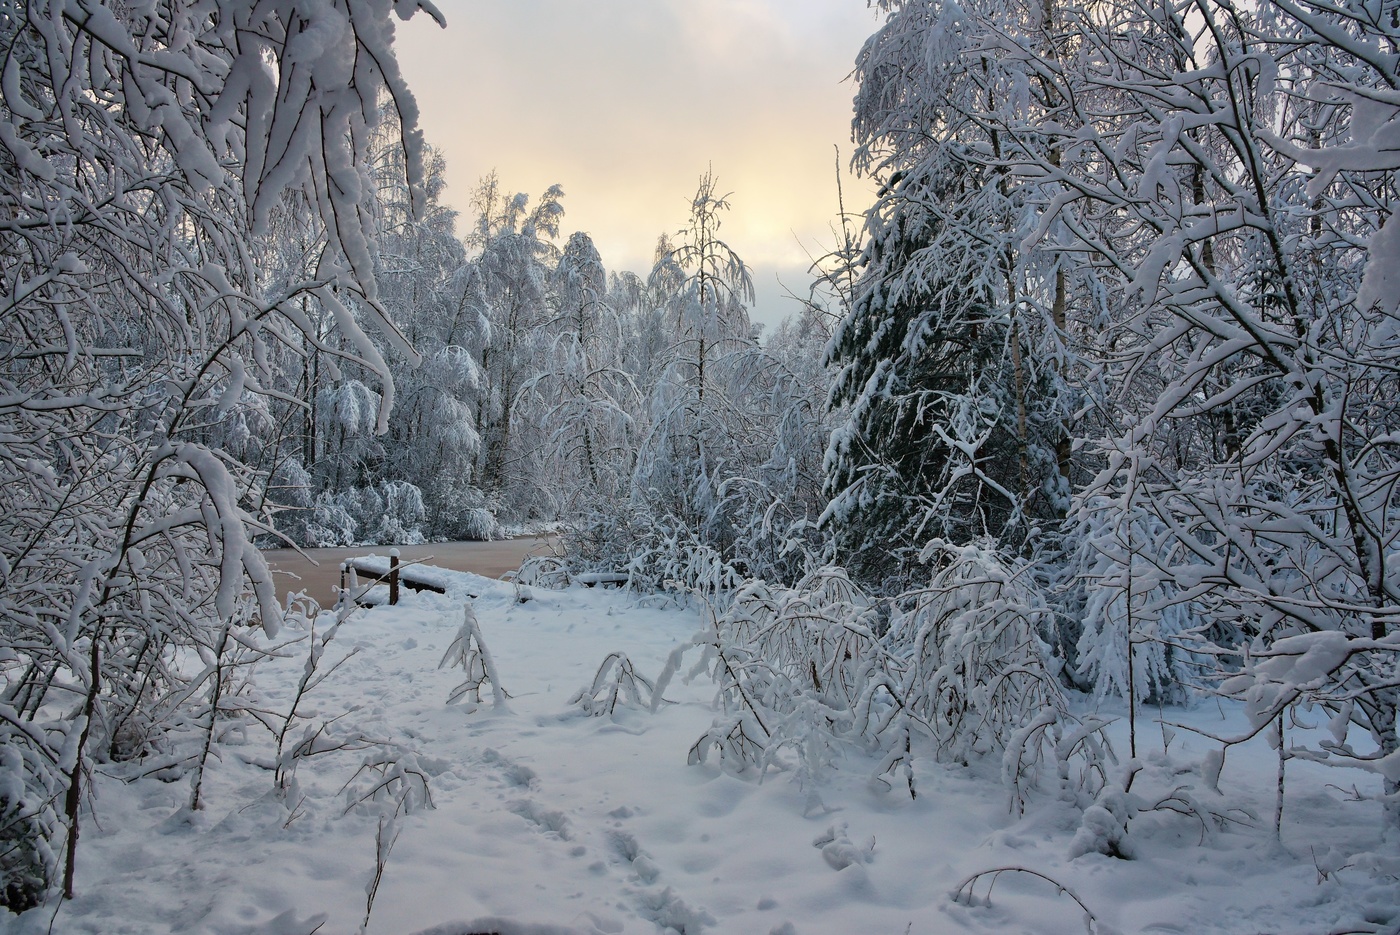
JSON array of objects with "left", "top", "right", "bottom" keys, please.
[{"left": 259, "top": 536, "right": 553, "bottom": 604}]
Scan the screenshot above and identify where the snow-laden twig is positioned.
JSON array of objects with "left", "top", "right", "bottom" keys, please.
[
  {"left": 439, "top": 602, "right": 510, "bottom": 710},
  {"left": 951, "top": 866, "right": 1105, "bottom": 934},
  {"left": 570, "top": 653, "right": 659, "bottom": 717}
]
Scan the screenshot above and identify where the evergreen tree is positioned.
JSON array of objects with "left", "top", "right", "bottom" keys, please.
[
  {"left": 824, "top": 0, "right": 1078, "bottom": 590},
  {"left": 823, "top": 155, "right": 1046, "bottom": 588}
]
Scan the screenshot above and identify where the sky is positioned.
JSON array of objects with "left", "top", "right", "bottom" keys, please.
[{"left": 393, "top": 0, "right": 883, "bottom": 330}]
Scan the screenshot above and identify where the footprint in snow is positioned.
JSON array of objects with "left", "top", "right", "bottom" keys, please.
[
  {"left": 480, "top": 748, "right": 539, "bottom": 789},
  {"left": 608, "top": 830, "right": 660, "bottom": 883},
  {"left": 509, "top": 798, "right": 572, "bottom": 840},
  {"left": 636, "top": 885, "right": 715, "bottom": 934},
  {"left": 502, "top": 763, "right": 538, "bottom": 789}
]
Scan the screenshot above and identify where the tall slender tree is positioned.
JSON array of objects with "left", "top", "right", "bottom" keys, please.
[
  {"left": 458, "top": 176, "right": 564, "bottom": 520},
  {"left": 522, "top": 232, "right": 638, "bottom": 509},
  {"left": 634, "top": 172, "right": 756, "bottom": 544}
]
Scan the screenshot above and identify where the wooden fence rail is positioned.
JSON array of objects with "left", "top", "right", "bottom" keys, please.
[{"left": 339, "top": 550, "right": 449, "bottom": 607}]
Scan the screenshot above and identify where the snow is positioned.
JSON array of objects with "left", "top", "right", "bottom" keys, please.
[
  {"left": 349, "top": 554, "right": 475, "bottom": 595},
  {"left": 6, "top": 574, "right": 1395, "bottom": 935}
]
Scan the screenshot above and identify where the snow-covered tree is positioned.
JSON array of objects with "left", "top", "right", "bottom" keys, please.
[
  {"left": 633, "top": 173, "right": 757, "bottom": 544},
  {"left": 823, "top": 157, "right": 1032, "bottom": 588},
  {"left": 723, "top": 310, "right": 838, "bottom": 584},
  {"left": 365, "top": 117, "right": 488, "bottom": 540},
  {"left": 521, "top": 231, "right": 638, "bottom": 510},
  {"left": 825, "top": 0, "right": 1081, "bottom": 591},
  {"left": 458, "top": 175, "right": 565, "bottom": 521},
  {"left": 0, "top": 0, "right": 440, "bottom": 902},
  {"left": 994, "top": 0, "right": 1400, "bottom": 814}
]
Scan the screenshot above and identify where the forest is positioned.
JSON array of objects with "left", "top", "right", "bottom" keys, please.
[{"left": 0, "top": 0, "right": 1397, "bottom": 930}]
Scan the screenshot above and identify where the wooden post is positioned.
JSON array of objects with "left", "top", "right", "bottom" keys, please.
[
  {"left": 339, "top": 562, "right": 347, "bottom": 610},
  {"left": 389, "top": 549, "right": 400, "bottom": 606}
]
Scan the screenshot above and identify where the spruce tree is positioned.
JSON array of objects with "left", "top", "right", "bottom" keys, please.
[{"left": 823, "top": 156, "right": 1039, "bottom": 588}]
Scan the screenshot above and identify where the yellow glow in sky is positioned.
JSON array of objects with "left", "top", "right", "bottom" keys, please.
[{"left": 393, "top": 0, "right": 880, "bottom": 327}]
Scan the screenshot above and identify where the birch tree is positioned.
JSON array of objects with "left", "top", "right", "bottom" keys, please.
[
  {"left": 521, "top": 231, "right": 638, "bottom": 510},
  {"left": 458, "top": 176, "right": 564, "bottom": 520},
  {"left": 634, "top": 173, "right": 756, "bottom": 542}
]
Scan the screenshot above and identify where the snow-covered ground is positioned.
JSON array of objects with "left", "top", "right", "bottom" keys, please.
[{"left": 8, "top": 571, "right": 1397, "bottom": 935}]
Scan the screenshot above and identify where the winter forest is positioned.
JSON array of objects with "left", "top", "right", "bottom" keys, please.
[{"left": 2, "top": 0, "right": 1399, "bottom": 932}]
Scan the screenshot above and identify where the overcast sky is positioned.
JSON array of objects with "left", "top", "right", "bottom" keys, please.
[{"left": 394, "top": 0, "right": 881, "bottom": 328}]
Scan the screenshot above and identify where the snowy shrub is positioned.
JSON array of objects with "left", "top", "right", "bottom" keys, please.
[
  {"left": 265, "top": 597, "right": 378, "bottom": 801},
  {"left": 556, "top": 505, "right": 656, "bottom": 578},
  {"left": 1068, "top": 781, "right": 1136, "bottom": 860},
  {"left": 570, "top": 653, "right": 658, "bottom": 717},
  {"left": 1064, "top": 757, "right": 1258, "bottom": 861},
  {"left": 511, "top": 547, "right": 574, "bottom": 590},
  {"left": 307, "top": 493, "right": 360, "bottom": 548},
  {"left": 652, "top": 545, "right": 1111, "bottom": 808},
  {"left": 650, "top": 576, "right": 857, "bottom": 784},
  {"left": 0, "top": 817, "right": 46, "bottom": 913},
  {"left": 838, "top": 0, "right": 1400, "bottom": 839},
  {"left": 341, "top": 746, "right": 435, "bottom": 818},
  {"left": 0, "top": 770, "right": 57, "bottom": 913},
  {"left": 418, "top": 477, "right": 501, "bottom": 542},
  {"left": 362, "top": 481, "right": 428, "bottom": 546},
  {"left": 441, "top": 603, "right": 509, "bottom": 710},
  {"left": 625, "top": 524, "right": 742, "bottom": 607},
  {"left": 891, "top": 541, "right": 1072, "bottom": 767},
  {"left": 0, "top": 0, "right": 439, "bottom": 901},
  {"left": 1067, "top": 497, "right": 1199, "bottom": 706},
  {"left": 455, "top": 507, "right": 503, "bottom": 542},
  {"left": 558, "top": 506, "right": 743, "bottom": 606},
  {"left": 716, "top": 467, "right": 832, "bottom": 587},
  {"left": 1212, "top": 627, "right": 1400, "bottom": 797},
  {"left": 724, "top": 569, "right": 884, "bottom": 717},
  {"left": 678, "top": 606, "right": 798, "bottom": 776}
]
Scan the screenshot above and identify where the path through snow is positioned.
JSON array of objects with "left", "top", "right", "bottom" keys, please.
[{"left": 11, "top": 570, "right": 1397, "bottom": 935}]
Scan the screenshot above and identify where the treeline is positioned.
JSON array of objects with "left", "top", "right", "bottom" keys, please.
[{"left": 255, "top": 120, "right": 833, "bottom": 565}]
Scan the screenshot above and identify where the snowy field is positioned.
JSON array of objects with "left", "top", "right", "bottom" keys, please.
[{"left": 8, "top": 571, "right": 1396, "bottom": 935}]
